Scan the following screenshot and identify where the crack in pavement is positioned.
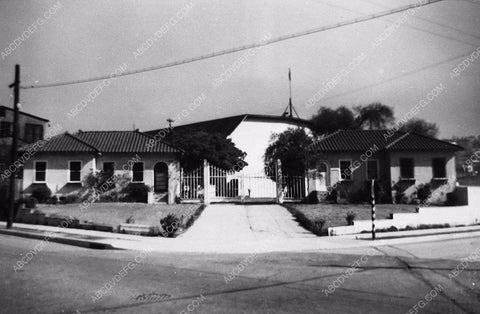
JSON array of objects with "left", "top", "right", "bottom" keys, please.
[{"left": 375, "top": 245, "right": 473, "bottom": 314}]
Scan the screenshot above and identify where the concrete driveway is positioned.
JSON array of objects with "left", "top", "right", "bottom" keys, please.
[{"left": 180, "top": 204, "right": 315, "bottom": 245}]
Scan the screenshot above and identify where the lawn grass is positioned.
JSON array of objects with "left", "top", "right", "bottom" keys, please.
[
  {"left": 36, "top": 202, "right": 202, "bottom": 227},
  {"left": 285, "top": 203, "right": 418, "bottom": 232}
]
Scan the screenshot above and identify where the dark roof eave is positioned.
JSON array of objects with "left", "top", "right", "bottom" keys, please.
[{"left": 0, "top": 105, "right": 49, "bottom": 122}]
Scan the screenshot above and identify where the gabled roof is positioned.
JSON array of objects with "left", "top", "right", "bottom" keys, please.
[
  {"left": 0, "top": 105, "right": 49, "bottom": 122},
  {"left": 308, "top": 130, "right": 463, "bottom": 152},
  {"left": 19, "top": 130, "right": 181, "bottom": 153},
  {"left": 145, "top": 114, "right": 312, "bottom": 138},
  {"left": 20, "top": 133, "right": 97, "bottom": 153}
]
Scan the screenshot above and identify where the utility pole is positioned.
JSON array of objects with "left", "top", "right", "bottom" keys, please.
[{"left": 7, "top": 64, "right": 20, "bottom": 229}]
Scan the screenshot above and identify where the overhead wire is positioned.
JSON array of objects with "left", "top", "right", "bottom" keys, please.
[
  {"left": 21, "top": 0, "right": 446, "bottom": 89},
  {"left": 263, "top": 46, "right": 480, "bottom": 116}
]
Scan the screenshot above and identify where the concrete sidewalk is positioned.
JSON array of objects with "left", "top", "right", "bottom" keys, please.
[{"left": 2, "top": 219, "right": 480, "bottom": 253}]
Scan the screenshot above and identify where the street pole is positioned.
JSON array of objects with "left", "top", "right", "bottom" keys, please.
[
  {"left": 371, "top": 179, "right": 376, "bottom": 240},
  {"left": 7, "top": 64, "right": 20, "bottom": 229}
]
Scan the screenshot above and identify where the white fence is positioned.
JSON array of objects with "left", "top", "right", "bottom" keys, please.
[{"left": 180, "top": 160, "right": 305, "bottom": 203}]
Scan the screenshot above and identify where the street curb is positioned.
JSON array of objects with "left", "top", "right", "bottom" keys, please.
[{"left": 0, "top": 229, "right": 119, "bottom": 250}]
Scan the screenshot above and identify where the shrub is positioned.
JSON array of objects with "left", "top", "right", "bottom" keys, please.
[
  {"left": 311, "top": 219, "right": 326, "bottom": 234},
  {"left": 25, "top": 196, "right": 38, "bottom": 209},
  {"left": 31, "top": 186, "right": 52, "bottom": 203},
  {"left": 160, "top": 214, "right": 181, "bottom": 237},
  {"left": 125, "top": 215, "right": 135, "bottom": 224},
  {"left": 59, "top": 194, "right": 79, "bottom": 204},
  {"left": 122, "top": 183, "right": 150, "bottom": 203},
  {"left": 83, "top": 170, "right": 116, "bottom": 191},
  {"left": 325, "top": 189, "right": 337, "bottom": 203},
  {"left": 98, "top": 192, "right": 119, "bottom": 203},
  {"left": 393, "top": 191, "right": 406, "bottom": 204},
  {"left": 346, "top": 211, "right": 356, "bottom": 225},
  {"left": 305, "top": 191, "right": 320, "bottom": 204},
  {"left": 46, "top": 196, "right": 58, "bottom": 205},
  {"left": 416, "top": 184, "right": 432, "bottom": 203}
]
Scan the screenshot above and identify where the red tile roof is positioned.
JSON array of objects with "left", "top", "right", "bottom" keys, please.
[
  {"left": 19, "top": 133, "right": 97, "bottom": 152},
  {"left": 19, "top": 131, "right": 180, "bottom": 153},
  {"left": 308, "top": 130, "right": 463, "bottom": 152}
]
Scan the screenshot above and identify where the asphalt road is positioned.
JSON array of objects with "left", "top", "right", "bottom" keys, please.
[{"left": 0, "top": 234, "right": 479, "bottom": 314}]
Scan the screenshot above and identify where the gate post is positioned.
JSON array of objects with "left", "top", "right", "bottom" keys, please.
[
  {"left": 203, "top": 159, "right": 210, "bottom": 204},
  {"left": 276, "top": 159, "right": 284, "bottom": 204}
]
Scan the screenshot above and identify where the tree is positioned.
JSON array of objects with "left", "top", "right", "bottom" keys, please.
[
  {"left": 354, "top": 102, "right": 394, "bottom": 130},
  {"left": 310, "top": 106, "right": 358, "bottom": 135},
  {"left": 264, "top": 128, "right": 313, "bottom": 175},
  {"left": 450, "top": 135, "right": 480, "bottom": 175},
  {"left": 168, "top": 130, "right": 247, "bottom": 171},
  {"left": 400, "top": 118, "right": 439, "bottom": 138}
]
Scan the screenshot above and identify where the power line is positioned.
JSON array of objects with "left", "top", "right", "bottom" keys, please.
[
  {"left": 285, "top": 47, "right": 480, "bottom": 112},
  {"left": 364, "top": 0, "right": 480, "bottom": 43},
  {"left": 21, "top": 0, "right": 446, "bottom": 90},
  {"left": 314, "top": 0, "right": 480, "bottom": 48}
]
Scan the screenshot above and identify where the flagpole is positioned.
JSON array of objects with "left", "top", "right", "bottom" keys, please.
[{"left": 288, "top": 68, "right": 292, "bottom": 117}]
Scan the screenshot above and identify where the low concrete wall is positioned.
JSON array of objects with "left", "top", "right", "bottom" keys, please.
[{"left": 328, "top": 186, "right": 480, "bottom": 236}]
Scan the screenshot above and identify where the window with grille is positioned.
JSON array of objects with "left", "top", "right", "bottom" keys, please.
[{"left": 35, "top": 161, "right": 47, "bottom": 182}]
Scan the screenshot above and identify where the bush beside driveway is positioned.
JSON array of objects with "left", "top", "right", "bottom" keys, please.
[{"left": 284, "top": 203, "right": 417, "bottom": 236}]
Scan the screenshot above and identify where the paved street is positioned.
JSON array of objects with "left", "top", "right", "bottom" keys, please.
[{"left": 0, "top": 233, "right": 479, "bottom": 314}]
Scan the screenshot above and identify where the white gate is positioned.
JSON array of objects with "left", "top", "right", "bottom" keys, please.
[{"left": 180, "top": 160, "right": 306, "bottom": 203}]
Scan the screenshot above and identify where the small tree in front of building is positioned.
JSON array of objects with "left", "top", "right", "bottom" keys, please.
[
  {"left": 168, "top": 130, "right": 247, "bottom": 172},
  {"left": 264, "top": 127, "right": 314, "bottom": 176}
]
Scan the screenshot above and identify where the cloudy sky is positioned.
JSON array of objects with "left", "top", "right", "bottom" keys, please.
[{"left": 0, "top": 0, "right": 479, "bottom": 138}]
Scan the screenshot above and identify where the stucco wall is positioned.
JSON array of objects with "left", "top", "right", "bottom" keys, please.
[
  {"left": 97, "top": 153, "right": 180, "bottom": 204},
  {"left": 389, "top": 151, "right": 456, "bottom": 203},
  {"left": 389, "top": 151, "right": 456, "bottom": 184},
  {"left": 311, "top": 149, "right": 388, "bottom": 201},
  {"left": 22, "top": 152, "right": 180, "bottom": 203},
  {"left": 22, "top": 152, "right": 95, "bottom": 193},
  {"left": 309, "top": 150, "right": 457, "bottom": 203}
]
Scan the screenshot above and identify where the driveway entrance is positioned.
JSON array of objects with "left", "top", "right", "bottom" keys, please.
[{"left": 180, "top": 204, "right": 316, "bottom": 245}]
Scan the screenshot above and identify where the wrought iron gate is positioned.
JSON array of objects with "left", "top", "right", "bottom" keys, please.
[{"left": 180, "top": 160, "right": 306, "bottom": 203}]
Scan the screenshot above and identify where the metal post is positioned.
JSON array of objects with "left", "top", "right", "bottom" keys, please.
[
  {"left": 203, "top": 159, "right": 210, "bottom": 204},
  {"left": 7, "top": 65, "right": 20, "bottom": 229},
  {"left": 371, "top": 179, "right": 376, "bottom": 240},
  {"left": 275, "top": 159, "right": 283, "bottom": 204}
]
